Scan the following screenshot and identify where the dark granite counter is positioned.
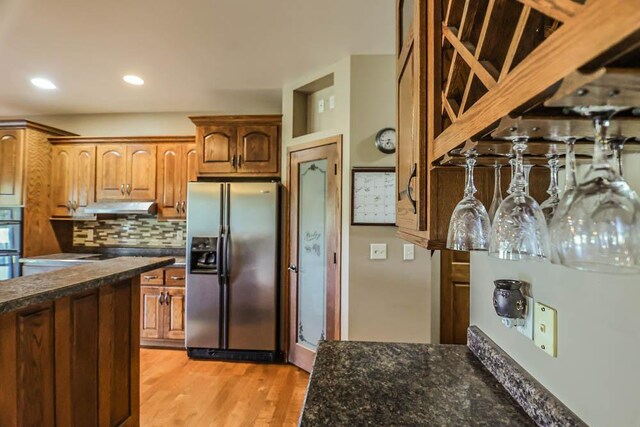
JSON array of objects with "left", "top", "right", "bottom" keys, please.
[
  {"left": 20, "top": 252, "right": 186, "bottom": 267},
  {"left": 0, "top": 256, "right": 174, "bottom": 314},
  {"left": 300, "top": 340, "right": 534, "bottom": 426}
]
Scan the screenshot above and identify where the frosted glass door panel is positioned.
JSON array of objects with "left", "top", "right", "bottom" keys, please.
[{"left": 297, "top": 160, "right": 328, "bottom": 351}]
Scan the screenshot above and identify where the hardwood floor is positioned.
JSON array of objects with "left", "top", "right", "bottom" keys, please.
[{"left": 140, "top": 349, "right": 309, "bottom": 426}]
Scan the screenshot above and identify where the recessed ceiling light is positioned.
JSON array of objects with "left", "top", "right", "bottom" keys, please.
[
  {"left": 30, "top": 77, "right": 57, "bottom": 90},
  {"left": 123, "top": 75, "right": 144, "bottom": 86}
]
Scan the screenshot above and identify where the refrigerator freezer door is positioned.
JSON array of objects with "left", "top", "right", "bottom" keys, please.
[
  {"left": 227, "top": 182, "right": 278, "bottom": 351},
  {"left": 186, "top": 182, "right": 223, "bottom": 349}
]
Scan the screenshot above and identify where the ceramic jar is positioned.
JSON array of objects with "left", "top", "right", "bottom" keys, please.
[{"left": 493, "top": 279, "right": 526, "bottom": 319}]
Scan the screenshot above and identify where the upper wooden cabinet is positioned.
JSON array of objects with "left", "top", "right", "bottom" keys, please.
[
  {"left": 396, "top": 0, "right": 428, "bottom": 243},
  {"left": 0, "top": 129, "right": 25, "bottom": 206},
  {"left": 157, "top": 142, "right": 197, "bottom": 220},
  {"left": 191, "top": 115, "right": 282, "bottom": 177},
  {"left": 51, "top": 144, "right": 96, "bottom": 218},
  {"left": 95, "top": 143, "right": 156, "bottom": 201}
]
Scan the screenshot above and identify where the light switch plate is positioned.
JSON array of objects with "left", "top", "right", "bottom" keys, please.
[
  {"left": 370, "top": 243, "right": 387, "bottom": 260},
  {"left": 318, "top": 99, "right": 325, "bottom": 113},
  {"left": 329, "top": 95, "right": 335, "bottom": 109},
  {"left": 516, "top": 296, "right": 534, "bottom": 340},
  {"left": 403, "top": 244, "right": 415, "bottom": 261},
  {"left": 534, "top": 302, "right": 557, "bottom": 357}
]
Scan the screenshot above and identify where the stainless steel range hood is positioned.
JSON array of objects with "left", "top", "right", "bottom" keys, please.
[{"left": 85, "top": 201, "right": 157, "bottom": 215}]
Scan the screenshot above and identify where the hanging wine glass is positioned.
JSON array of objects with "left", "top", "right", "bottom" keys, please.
[
  {"left": 489, "top": 137, "right": 550, "bottom": 261},
  {"left": 523, "top": 164, "right": 533, "bottom": 196},
  {"left": 540, "top": 154, "right": 560, "bottom": 223},
  {"left": 488, "top": 163, "right": 503, "bottom": 224},
  {"left": 609, "top": 137, "right": 627, "bottom": 177},
  {"left": 549, "top": 137, "right": 578, "bottom": 265},
  {"left": 446, "top": 151, "right": 491, "bottom": 251},
  {"left": 555, "top": 117, "right": 640, "bottom": 273}
]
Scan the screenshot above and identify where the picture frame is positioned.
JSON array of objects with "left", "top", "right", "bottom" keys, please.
[{"left": 351, "top": 167, "right": 396, "bottom": 226}]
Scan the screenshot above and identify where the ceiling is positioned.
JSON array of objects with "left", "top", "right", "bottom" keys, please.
[{"left": 0, "top": 0, "right": 394, "bottom": 116}]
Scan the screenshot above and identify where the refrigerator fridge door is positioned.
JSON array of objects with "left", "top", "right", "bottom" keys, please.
[
  {"left": 0, "top": 253, "right": 20, "bottom": 281},
  {"left": 185, "top": 182, "right": 223, "bottom": 349},
  {"left": 226, "top": 182, "right": 279, "bottom": 351}
]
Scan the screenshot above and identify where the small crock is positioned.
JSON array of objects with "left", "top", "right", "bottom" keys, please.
[{"left": 493, "top": 279, "right": 526, "bottom": 319}]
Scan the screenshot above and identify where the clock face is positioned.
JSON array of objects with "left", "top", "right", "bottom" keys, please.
[{"left": 375, "top": 128, "right": 396, "bottom": 154}]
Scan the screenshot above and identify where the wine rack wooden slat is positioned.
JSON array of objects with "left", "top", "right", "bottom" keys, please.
[{"left": 515, "top": 0, "right": 584, "bottom": 22}]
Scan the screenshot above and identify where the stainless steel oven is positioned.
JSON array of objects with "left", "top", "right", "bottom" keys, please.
[{"left": 0, "top": 207, "right": 22, "bottom": 280}]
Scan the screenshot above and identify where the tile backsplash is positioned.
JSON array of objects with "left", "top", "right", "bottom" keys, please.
[{"left": 74, "top": 215, "right": 186, "bottom": 248}]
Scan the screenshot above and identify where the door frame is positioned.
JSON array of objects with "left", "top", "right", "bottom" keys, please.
[{"left": 284, "top": 135, "right": 342, "bottom": 372}]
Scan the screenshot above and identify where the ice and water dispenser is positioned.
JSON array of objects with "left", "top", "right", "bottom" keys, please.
[{"left": 189, "top": 237, "right": 218, "bottom": 274}]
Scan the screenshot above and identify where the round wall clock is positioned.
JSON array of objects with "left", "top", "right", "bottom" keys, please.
[{"left": 375, "top": 127, "right": 396, "bottom": 154}]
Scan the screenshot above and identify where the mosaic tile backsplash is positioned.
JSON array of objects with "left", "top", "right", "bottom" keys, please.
[{"left": 74, "top": 215, "right": 186, "bottom": 248}]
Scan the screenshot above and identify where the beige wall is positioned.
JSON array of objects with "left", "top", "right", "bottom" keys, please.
[
  {"left": 470, "top": 153, "right": 640, "bottom": 426},
  {"left": 282, "top": 55, "right": 433, "bottom": 343}
]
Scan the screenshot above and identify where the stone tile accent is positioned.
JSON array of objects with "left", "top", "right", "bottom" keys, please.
[{"left": 73, "top": 216, "right": 186, "bottom": 248}]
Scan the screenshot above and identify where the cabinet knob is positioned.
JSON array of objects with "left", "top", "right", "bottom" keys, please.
[
  {"left": 175, "top": 202, "right": 180, "bottom": 213},
  {"left": 170, "top": 276, "right": 184, "bottom": 281},
  {"left": 238, "top": 155, "right": 242, "bottom": 168},
  {"left": 120, "top": 184, "right": 125, "bottom": 195},
  {"left": 126, "top": 184, "right": 132, "bottom": 195},
  {"left": 165, "top": 293, "right": 171, "bottom": 305},
  {"left": 231, "top": 155, "right": 237, "bottom": 168},
  {"left": 181, "top": 201, "right": 186, "bottom": 214},
  {"left": 158, "top": 292, "right": 165, "bottom": 304}
]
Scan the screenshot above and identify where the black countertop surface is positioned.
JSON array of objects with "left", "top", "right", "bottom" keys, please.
[
  {"left": 0, "top": 256, "right": 174, "bottom": 315},
  {"left": 300, "top": 340, "right": 534, "bottom": 426}
]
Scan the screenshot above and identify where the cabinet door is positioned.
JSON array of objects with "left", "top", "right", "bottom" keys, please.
[
  {"left": 180, "top": 143, "right": 198, "bottom": 218},
  {"left": 156, "top": 144, "right": 182, "bottom": 219},
  {"left": 96, "top": 145, "right": 127, "bottom": 200},
  {"left": 140, "top": 286, "right": 164, "bottom": 339},
  {"left": 71, "top": 145, "right": 96, "bottom": 217},
  {"left": 0, "top": 130, "right": 24, "bottom": 206},
  {"left": 236, "top": 126, "right": 279, "bottom": 174},
  {"left": 197, "top": 125, "right": 237, "bottom": 175},
  {"left": 126, "top": 144, "right": 156, "bottom": 200},
  {"left": 163, "top": 287, "right": 185, "bottom": 340},
  {"left": 51, "top": 145, "right": 74, "bottom": 217},
  {"left": 396, "top": 0, "right": 426, "bottom": 232}
]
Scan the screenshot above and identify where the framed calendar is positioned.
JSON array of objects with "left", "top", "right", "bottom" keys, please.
[{"left": 351, "top": 167, "right": 396, "bottom": 226}]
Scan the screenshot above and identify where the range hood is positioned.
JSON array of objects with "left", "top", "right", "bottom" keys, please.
[{"left": 85, "top": 201, "right": 157, "bottom": 215}]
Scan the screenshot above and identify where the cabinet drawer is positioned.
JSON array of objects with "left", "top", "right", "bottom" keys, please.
[
  {"left": 165, "top": 268, "right": 186, "bottom": 286},
  {"left": 141, "top": 268, "right": 164, "bottom": 285}
]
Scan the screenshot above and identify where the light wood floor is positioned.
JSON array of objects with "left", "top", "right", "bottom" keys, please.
[{"left": 140, "top": 349, "right": 309, "bottom": 427}]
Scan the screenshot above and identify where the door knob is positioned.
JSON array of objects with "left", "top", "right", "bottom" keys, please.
[{"left": 288, "top": 264, "right": 298, "bottom": 273}]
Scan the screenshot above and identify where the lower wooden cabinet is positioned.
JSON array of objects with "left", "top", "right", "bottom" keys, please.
[{"left": 140, "top": 268, "right": 186, "bottom": 348}]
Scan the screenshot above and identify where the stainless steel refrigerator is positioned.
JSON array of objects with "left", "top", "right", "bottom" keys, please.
[{"left": 185, "top": 182, "right": 280, "bottom": 362}]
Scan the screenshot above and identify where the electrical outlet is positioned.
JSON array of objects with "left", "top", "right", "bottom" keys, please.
[
  {"left": 370, "top": 243, "right": 387, "bottom": 260},
  {"left": 329, "top": 95, "right": 335, "bottom": 109},
  {"left": 534, "top": 302, "right": 557, "bottom": 357},
  {"left": 516, "top": 296, "right": 534, "bottom": 339},
  {"left": 403, "top": 244, "right": 415, "bottom": 261},
  {"left": 318, "top": 99, "right": 325, "bottom": 113}
]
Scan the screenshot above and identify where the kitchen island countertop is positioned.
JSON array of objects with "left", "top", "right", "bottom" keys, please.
[
  {"left": 0, "top": 256, "right": 174, "bottom": 314},
  {"left": 300, "top": 340, "right": 534, "bottom": 426},
  {"left": 20, "top": 253, "right": 186, "bottom": 267}
]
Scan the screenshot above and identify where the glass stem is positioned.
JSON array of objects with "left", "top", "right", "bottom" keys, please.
[
  {"left": 511, "top": 138, "right": 528, "bottom": 194},
  {"left": 592, "top": 117, "right": 611, "bottom": 170},
  {"left": 493, "top": 164, "right": 502, "bottom": 198},
  {"left": 564, "top": 137, "right": 577, "bottom": 191},
  {"left": 546, "top": 156, "right": 559, "bottom": 199},
  {"left": 464, "top": 155, "right": 477, "bottom": 198},
  {"left": 507, "top": 156, "right": 516, "bottom": 194}
]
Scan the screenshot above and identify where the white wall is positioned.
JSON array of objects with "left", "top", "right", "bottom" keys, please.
[
  {"left": 282, "top": 55, "right": 433, "bottom": 344},
  {"left": 470, "top": 153, "right": 640, "bottom": 426}
]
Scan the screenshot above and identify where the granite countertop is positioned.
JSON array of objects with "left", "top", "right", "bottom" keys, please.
[
  {"left": 300, "top": 341, "right": 535, "bottom": 426},
  {"left": 20, "top": 253, "right": 186, "bottom": 267},
  {"left": 0, "top": 256, "right": 174, "bottom": 315}
]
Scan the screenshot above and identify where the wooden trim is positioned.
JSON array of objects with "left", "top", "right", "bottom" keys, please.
[
  {"left": 0, "top": 120, "right": 76, "bottom": 136},
  {"left": 49, "top": 135, "right": 195, "bottom": 145},
  {"left": 189, "top": 115, "right": 283, "bottom": 126},
  {"left": 350, "top": 167, "right": 396, "bottom": 226},
  {"left": 515, "top": 0, "right": 583, "bottom": 22},
  {"left": 499, "top": 6, "right": 532, "bottom": 81},
  {"left": 443, "top": 25, "right": 497, "bottom": 89},
  {"left": 433, "top": 0, "right": 640, "bottom": 160},
  {"left": 443, "top": 95, "right": 458, "bottom": 122},
  {"left": 286, "top": 134, "right": 343, "bottom": 154}
]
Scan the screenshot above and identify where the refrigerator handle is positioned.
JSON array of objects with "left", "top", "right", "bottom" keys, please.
[{"left": 225, "top": 183, "right": 231, "bottom": 278}]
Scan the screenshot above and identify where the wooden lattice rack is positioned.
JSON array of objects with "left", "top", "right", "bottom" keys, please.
[{"left": 432, "top": 0, "right": 640, "bottom": 165}]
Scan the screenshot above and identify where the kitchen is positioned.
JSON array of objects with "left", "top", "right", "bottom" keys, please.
[{"left": 0, "top": 0, "right": 639, "bottom": 426}]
